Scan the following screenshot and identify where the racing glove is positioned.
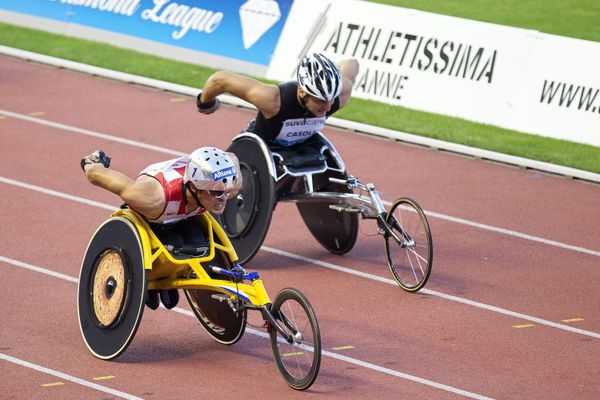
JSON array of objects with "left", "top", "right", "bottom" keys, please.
[
  {"left": 81, "top": 150, "right": 111, "bottom": 171},
  {"left": 196, "top": 93, "right": 221, "bottom": 114}
]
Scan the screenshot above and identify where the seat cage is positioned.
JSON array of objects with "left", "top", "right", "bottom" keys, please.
[
  {"left": 111, "top": 208, "right": 271, "bottom": 306},
  {"left": 236, "top": 132, "right": 345, "bottom": 194},
  {"left": 233, "top": 132, "right": 378, "bottom": 217}
]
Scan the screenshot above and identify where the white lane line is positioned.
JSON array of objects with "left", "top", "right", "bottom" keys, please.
[
  {"left": 0, "top": 256, "right": 79, "bottom": 283},
  {"left": 0, "top": 256, "right": 494, "bottom": 400},
  {"left": 0, "top": 176, "right": 115, "bottom": 212},
  {"left": 2, "top": 108, "right": 598, "bottom": 258},
  {"left": 0, "top": 109, "right": 184, "bottom": 156},
  {"left": 261, "top": 247, "right": 600, "bottom": 340},
  {"left": 0, "top": 353, "right": 145, "bottom": 400},
  {"left": 422, "top": 210, "right": 600, "bottom": 257},
  {"left": 2, "top": 176, "right": 600, "bottom": 340}
]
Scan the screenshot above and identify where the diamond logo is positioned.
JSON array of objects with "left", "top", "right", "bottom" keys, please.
[{"left": 239, "top": 0, "right": 281, "bottom": 50}]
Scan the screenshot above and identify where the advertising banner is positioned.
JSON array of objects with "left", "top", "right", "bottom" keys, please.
[
  {"left": 0, "top": 0, "right": 293, "bottom": 67},
  {"left": 268, "top": 0, "right": 600, "bottom": 147},
  {"left": 268, "top": 1, "right": 533, "bottom": 117}
]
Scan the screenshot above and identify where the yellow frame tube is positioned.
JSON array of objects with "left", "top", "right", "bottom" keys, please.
[{"left": 112, "top": 209, "right": 271, "bottom": 306}]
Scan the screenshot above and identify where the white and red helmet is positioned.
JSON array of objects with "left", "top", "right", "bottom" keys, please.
[
  {"left": 296, "top": 53, "right": 342, "bottom": 102},
  {"left": 185, "top": 147, "right": 242, "bottom": 192}
]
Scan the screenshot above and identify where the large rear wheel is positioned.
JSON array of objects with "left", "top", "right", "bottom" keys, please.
[
  {"left": 297, "top": 170, "right": 358, "bottom": 254},
  {"left": 183, "top": 250, "right": 247, "bottom": 344},
  {"left": 218, "top": 135, "right": 276, "bottom": 265},
  {"left": 77, "top": 217, "right": 147, "bottom": 360}
]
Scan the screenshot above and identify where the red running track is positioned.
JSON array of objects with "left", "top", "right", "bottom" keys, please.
[{"left": 1, "top": 55, "right": 599, "bottom": 400}]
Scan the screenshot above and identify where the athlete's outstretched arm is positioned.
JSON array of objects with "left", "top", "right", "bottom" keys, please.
[
  {"left": 83, "top": 159, "right": 165, "bottom": 219},
  {"left": 197, "top": 71, "right": 281, "bottom": 118}
]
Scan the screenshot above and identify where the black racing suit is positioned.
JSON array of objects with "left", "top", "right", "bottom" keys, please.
[{"left": 246, "top": 81, "right": 340, "bottom": 148}]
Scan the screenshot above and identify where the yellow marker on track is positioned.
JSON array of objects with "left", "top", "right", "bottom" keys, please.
[
  {"left": 41, "top": 382, "right": 65, "bottom": 387},
  {"left": 512, "top": 324, "right": 535, "bottom": 329},
  {"left": 93, "top": 375, "right": 115, "bottom": 381},
  {"left": 561, "top": 318, "right": 584, "bottom": 323},
  {"left": 28, "top": 111, "right": 45, "bottom": 116},
  {"left": 332, "top": 345, "right": 355, "bottom": 351}
]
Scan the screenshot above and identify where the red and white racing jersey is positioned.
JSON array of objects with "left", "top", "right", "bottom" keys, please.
[{"left": 139, "top": 156, "right": 204, "bottom": 224}]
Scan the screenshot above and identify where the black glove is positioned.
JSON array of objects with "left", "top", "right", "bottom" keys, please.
[
  {"left": 196, "top": 93, "right": 220, "bottom": 114},
  {"left": 81, "top": 150, "right": 111, "bottom": 171}
]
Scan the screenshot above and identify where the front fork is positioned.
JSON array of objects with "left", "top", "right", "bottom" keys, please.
[
  {"left": 218, "top": 265, "right": 299, "bottom": 344},
  {"left": 255, "top": 305, "right": 299, "bottom": 344},
  {"left": 367, "top": 185, "right": 413, "bottom": 247},
  {"left": 376, "top": 212, "right": 414, "bottom": 248}
]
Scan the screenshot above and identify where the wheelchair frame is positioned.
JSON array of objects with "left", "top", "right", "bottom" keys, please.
[
  {"left": 224, "top": 132, "right": 433, "bottom": 292},
  {"left": 237, "top": 132, "right": 383, "bottom": 217}
]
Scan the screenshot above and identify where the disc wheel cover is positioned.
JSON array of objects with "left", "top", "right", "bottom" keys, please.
[{"left": 77, "top": 217, "right": 146, "bottom": 360}]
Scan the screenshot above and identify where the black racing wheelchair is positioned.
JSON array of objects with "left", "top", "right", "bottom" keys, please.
[{"left": 217, "top": 132, "right": 433, "bottom": 292}]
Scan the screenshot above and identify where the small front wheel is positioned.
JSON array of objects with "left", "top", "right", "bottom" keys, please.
[
  {"left": 384, "top": 197, "right": 433, "bottom": 292},
  {"left": 269, "top": 288, "right": 321, "bottom": 391}
]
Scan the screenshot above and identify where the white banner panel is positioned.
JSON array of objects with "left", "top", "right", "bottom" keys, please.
[
  {"left": 268, "top": 0, "right": 600, "bottom": 147},
  {"left": 508, "top": 33, "right": 600, "bottom": 146}
]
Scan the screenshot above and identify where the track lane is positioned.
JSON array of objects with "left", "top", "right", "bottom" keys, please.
[
  {"left": 2, "top": 66, "right": 599, "bottom": 331},
  {"left": 3, "top": 161, "right": 599, "bottom": 335},
  {"left": 0, "top": 54, "right": 597, "bottom": 398},
  {"left": 2, "top": 179, "right": 599, "bottom": 400},
  {"left": 0, "top": 182, "right": 500, "bottom": 399},
  {"left": 0, "top": 247, "right": 490, "bottom": 400}
]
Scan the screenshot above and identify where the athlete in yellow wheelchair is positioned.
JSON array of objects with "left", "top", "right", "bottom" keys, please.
[{"left": 77, "top": 148, "right": 321, "bottom": 390}]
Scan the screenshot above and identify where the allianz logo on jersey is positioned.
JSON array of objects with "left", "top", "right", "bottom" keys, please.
[{"left": 212, "top": 166, "right": 237, "bottom": 181}]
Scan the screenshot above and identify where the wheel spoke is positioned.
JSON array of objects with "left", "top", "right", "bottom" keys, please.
[
  {"left": 406, "top": 245, "right": 429, "bottom": 266},
  {"left": 400, "top": 244, "right": 421, "bottom": 283}
]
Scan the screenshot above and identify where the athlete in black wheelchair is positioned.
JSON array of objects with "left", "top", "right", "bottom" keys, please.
[{"left": 196, "top": 53, "right": 433, "bottom": 292}]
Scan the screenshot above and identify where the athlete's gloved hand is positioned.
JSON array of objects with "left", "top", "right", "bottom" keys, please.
[
  {"left": 196, "top": 93, "right": 221, "bottom": 114},
  {"left": 81, "top": 150, "right": 111, "bottom": 171}
]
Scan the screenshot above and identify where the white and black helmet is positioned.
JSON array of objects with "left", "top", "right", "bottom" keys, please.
[
  {"left": 185, "top": 147, "right": 242, "bottom": 192},
  {"left": 296, "top": 53, "right": 342, "bottom": 102}
]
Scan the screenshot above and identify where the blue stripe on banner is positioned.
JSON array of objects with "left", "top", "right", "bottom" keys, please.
[{"left": 0, "top": 0, "right": 293, "bottom": 66}]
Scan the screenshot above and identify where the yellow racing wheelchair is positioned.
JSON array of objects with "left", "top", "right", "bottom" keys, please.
[{"left": 77, "top": 208, "right": 321, "bottom": 391}]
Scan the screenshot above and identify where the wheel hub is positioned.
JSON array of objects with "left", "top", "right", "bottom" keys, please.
[
  {"left": 105, "top": 276, "right": 117, "bottom": 299},
  {"left": 92, "top": 250, "right": 127, "bottom": 327}
]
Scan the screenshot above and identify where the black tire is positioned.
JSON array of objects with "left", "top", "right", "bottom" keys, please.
[
  {"left": 269, "top": 288, "right": 321, "bottom": 391},
  {"left": 384, "top": 198, "right": 433, "bottom": 292},
  {"left": 218, "top": 136, "right": 276, "bottom": 265},
  {"left": 297, "top": 170, "right": 358, "bottom": 254},
  {"left": 77, "top": 217, "right": 147, "bottom": 360},
  {"left": 183, "top": 250, "right": 247, "bottom": 344}
]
